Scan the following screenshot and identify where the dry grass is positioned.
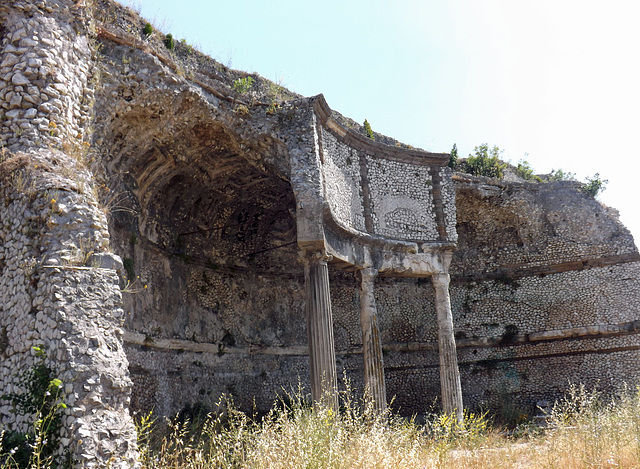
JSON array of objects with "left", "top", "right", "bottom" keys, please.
[
  {"left": 133, "top": 384, "right": 640, "bottom": 469},
  {"left": 2, "top": 384, "right": 640, "bottom": 468}
]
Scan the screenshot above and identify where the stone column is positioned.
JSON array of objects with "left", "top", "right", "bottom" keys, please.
[
  {"left": 359, "top": 267, "right": 387, "bottom": 411},
  {"left": 432, "top": 273, "right": 464, "bottom": 422},
  {"left": 304, "top": 251, "right": 339, "bottom": 410}
]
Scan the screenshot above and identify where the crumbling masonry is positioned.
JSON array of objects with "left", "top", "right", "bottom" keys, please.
[{"left": 2, "top": 1, "right": 640, "bottom": 467}]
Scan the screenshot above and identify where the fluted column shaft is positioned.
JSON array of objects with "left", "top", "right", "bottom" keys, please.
[
  {"left": 304, "top": 252, "right": 338, "bottom": 410},
  {"left": 432, "top": 273, "right": 464, "bottom": 422},
  {"left": 359, "top": 268, "right": 387, "bottom": 411}
]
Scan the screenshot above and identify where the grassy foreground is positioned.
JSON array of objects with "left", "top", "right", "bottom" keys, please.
[
  {"left": 3, "top": 384, "right": 640, "bottom": 468},
  {"left": 135, "top": 384, "right": 640, "bottom": 469}
]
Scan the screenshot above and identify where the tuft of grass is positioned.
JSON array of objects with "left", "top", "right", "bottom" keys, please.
[{"left": 133, "top": 388, "right": 496, "bottom": 469}]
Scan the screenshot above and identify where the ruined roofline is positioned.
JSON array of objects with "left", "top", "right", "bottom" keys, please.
[
  {"left": 312, "top": 94, "right": 450, "bottom": 167},
  {"left": 93, "top": 1, "right": 450, "bottom": 161}
]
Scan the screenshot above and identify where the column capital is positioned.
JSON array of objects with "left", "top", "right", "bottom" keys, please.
[
  {"left": 431, "top": 272, "right": 450, "bottom": 288},
  {"left": 300, "top": 250, "right": 333, "bottom": 265},
  {"left": 359, "top": 267, "right": 378, "bottom": 283}
]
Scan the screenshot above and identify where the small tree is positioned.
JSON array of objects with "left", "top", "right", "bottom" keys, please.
[
  {"left": 164, "top": 33, "right": 175, "bottom": 50},
  {"left": 465, "top": 144, "right": 507, "bottom": 179},
  {"left": 232, "top": 76, "right": 255, "bottom": 94},
  {"left": 448, "top": 143, "right": 458, "bottom": 169},
  {"left": 582, "top": 173, "right": 608, "bottom": 197},
  {"left": 363, "top": 119, "right": 374, "bottom": 140}
]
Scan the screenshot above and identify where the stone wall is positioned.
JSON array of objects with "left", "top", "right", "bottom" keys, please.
[
  {"left": 85, "top": 0, "right": 640, "bottom": 422},
  {"left": 318, "top": 122, "right": 457, "bottom": 244},
  {"left": 0, "top": 1, "right": 138, "bottom": 467},
  {"left": 450, "top": 174, "right": 640, "bottom": 411},
  {"left": 320, "top": 128, "right": 367, "bottom": 233}
]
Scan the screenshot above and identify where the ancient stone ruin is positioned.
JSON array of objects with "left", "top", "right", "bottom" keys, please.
[{"left": 1, "top": 0, "right": 639, "bottom": 466}]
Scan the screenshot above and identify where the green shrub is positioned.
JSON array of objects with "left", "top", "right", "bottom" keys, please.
[
  {"left": 0, "top": 346, "right": 67, "bottom": 468},
  {"left": 515, "top": 159, "right": 542, "bottom": 182},
  {"left": 465, "top": 144, "right": 507, "bottom": 179},
  {"left": 143, "top": 23, "right": 153, "bottom": 37},
  {"left": 363, "top": 119, "right": 374, "bottom": 140},
  {"left": 548, "top": 168, "right": 576, "bottom": 181},
  {"left": 123, "top": 257, "right": 135, "bottom": 281},
  {"left": 582, "top": 173, "right": 608, "bottom": 197},
  {"left": 448, "top": 143, "right": 458, "bottom": 169},
  {"left": 232, "top": 77, "right": 255, "bottom": 94},
  {"left": 164, "top": 33, "right": 175, "bottom": 50}
]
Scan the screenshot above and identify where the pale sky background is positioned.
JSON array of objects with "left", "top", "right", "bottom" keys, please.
[{"left": 125, "top": 0, "right": 640, "bottom": 244}]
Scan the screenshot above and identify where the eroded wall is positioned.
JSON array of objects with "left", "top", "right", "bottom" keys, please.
[
  {"left": 0, "top": 1, "right": 138, "bottom": 467},
  {"left": 450, "top": 175, "right": 640, "bottom": 411}
]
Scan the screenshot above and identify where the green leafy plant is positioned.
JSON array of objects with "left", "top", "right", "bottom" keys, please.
[
  {"left": 448, "top": 143, "right": 458, "bottom": 169},
  {"left": 464, "top": 144, "right": 507, "bottom": 179},
  {"left": 582, "top": 173, "right": 608, "bottom": 197},
  {"left": 0, "top": 346, "right": 67, "bottom": 468},
  {"left": 164, "top": 33, "right": 175, "bottom": 50},
  {"left": 142, "top": 23, "right": 153, "bottom": 37},
  {"left": 548, "top": 168, "right": 576, "bottom": 181},
  {"left": 232, "top": 77, "right": 254, "bottom": 95},
  {"left": 123, "top": 257, "right": 135, "bottom": 281},
  {"left": 515, "top": 159, "right": 542, "bottom": 182},
  {"left": 363, "top": 119, "right": 374, "bottom": 140},
  {"left": 179, "top": 38, "right": 193, "bottom": 54},
  {"left": 266, "top": 78, "right": 285, "bottom": 114}
]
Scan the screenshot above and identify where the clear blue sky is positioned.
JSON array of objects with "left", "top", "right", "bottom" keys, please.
[{"left": 125, "top": 0, "right": 640, "bottom": 243}]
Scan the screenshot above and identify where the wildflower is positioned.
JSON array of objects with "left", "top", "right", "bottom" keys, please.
[{"left": 51, "top": 198, "right": 56, "bottom": 204}]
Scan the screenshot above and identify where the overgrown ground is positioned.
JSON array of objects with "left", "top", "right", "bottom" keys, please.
[
  {"left": 3, "top": 384, "right": 640, "bottom": 468},
  {"left": 134, "top": 384, "right": 640, "bottom": 468}
]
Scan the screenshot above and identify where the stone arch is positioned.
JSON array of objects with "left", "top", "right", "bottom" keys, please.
[{"left": 93, "top": 92, "right": 305, "bottom": 417}]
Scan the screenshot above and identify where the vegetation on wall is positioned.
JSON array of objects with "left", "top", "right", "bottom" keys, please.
[
  {"left": 164, "top": 33, "right": 175, "bottom": 50},
  {"left": 448, "top": 143, "right": 458, "bottom": 169},
  {"left": 548, "top": 168, "right": 576, "bottom": 182},
  {"left": 452, "top": 145, "right": 608, "bottom": 197},
  {"left": 363, "top": 119, "right": 374, "bottom": 140},
  {"left": 463, "top": 144, "right": 507, "bottom": 179},
  {"left": 0, "top": 347, "right": 67, "bottom": 468},
  {"left": 582, "top": 173, "right": 608, "bottom": 197},
  {"left": 515, "top": 159, "right": 542, "bottom": 182},
  {"left": 232, "top": 77, "right": 255, "bottom": 95}
]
